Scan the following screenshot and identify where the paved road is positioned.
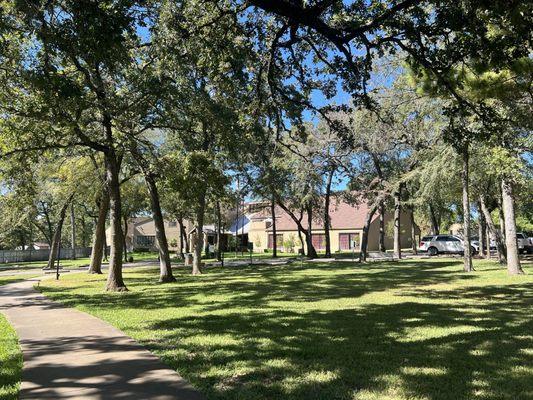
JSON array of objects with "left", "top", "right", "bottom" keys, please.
[{"left": 0, "top": 279, "right": 204, "bottom": 400}]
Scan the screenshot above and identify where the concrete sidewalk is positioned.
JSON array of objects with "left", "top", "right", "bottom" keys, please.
[{"left": 0, "top": 279, "right": 204, "bottom": 400}]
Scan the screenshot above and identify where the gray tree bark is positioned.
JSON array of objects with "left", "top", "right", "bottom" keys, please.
[
  {"left": 461, "top": 147, "right": 473, "bottom": 272},
  {"left": 306, "top": 206, "right": 318, "bottom": 259},
  {"left": 104, "top": 152, "right": 127, "bottom": 291},
  {"left": 479, "top": 195, "right": 506, "bottom": 265},
  {"left": 216, "top": 201, "right": 222, "bottom": 262},
  {"left": 81, "top": 214, "right": 88, "bottom": 247},
  {"left": 428, "top": 203, "right": 440, "bottom": 235},
  {"left": 178, "top": 218, "right": 188, "bottom": 257},
  {"left": 46, "top": 197, "right": 72, "bottom": 270},
  {"left": 393, "top": 187, "right": 402, "bottom": 259},
  {"left": 379, "top": 202, "right": 386, "bottom": 252},
  {"left": 276, "top": 201, "right": 316, "bottom": 258},
  {"left": 177, "top": 218, "right": 185, "bottom": 259},
  {"left": 271, "top": 198, "right": 277, "bottom": 257},
  {"left": 501, "top": 179, "right": 523, "bottom": 275},
  {"left": 476, "top": 201, "right": 487, "bottom": 258},
  {"left": 145, "top": 174, "right": 175, "bottom": 283},
  {"left": 498, "top": 199, "right": 506, "bottom": 245},
  {"left": 70, "top": 204, "right": 76, "bottom": 259},
  {"left": 485, "top": 224, "right": 491, "bottom": 259},
  {"left": 192, "top": 189, "right": 207, "bottom": 275},
  {"left": 410, "top": 206, "right": 417, "bottom": 255},
  {"left": 359, "top": 203, "right": 379, "bottom": 262},
  {"left": 123, "top": 215, "right": 129, "bottom": 263},
  {"left": 324, "top": 167, "right": 335, "bottom": 257},
  {"left": 89, "top": 188, "right": 109, "bottom": 274}
]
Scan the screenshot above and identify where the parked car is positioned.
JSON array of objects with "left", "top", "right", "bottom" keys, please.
[
  {"left": 517, "top": 233, "right": 533, "bottom": 254},
  {"left": 470, "top": 239, "right": 481, "bottom": 254},
  {"left": 467, "top": 235, "right": 500, "bottom": 253},
  {"left": 419, "top": 234, "right": 477, "bottom": 256},
  {"left": 418, "top": 235, "right": 436, "bottom": 253}
]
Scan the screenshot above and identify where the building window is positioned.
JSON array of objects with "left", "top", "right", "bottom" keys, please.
[
  {"left": 339, "top": 233, "right": 360, "bottom": 250},
  {"left": 168, "top": 221, "right": 177, "bottom": 227},
  {"left": 136, "top": 235, "right": 155, "bottom": 247},
  {"left": 268, "top": 234, "right": 283, "bottom": 249},
  {"left": 311, "top": 234, "right": 326, "bottom": 250}
]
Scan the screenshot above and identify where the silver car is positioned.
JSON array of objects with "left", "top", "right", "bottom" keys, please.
[
  {"left": 419, "top": 234, "right": 476, "bottom": 256},
  {"left": 517, "top": 233, "right": 532, "bottom": 254}
]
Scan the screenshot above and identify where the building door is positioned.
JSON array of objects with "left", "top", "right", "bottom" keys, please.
[{"left": 339, "top": 233, "right": 360, "bottom": 250}]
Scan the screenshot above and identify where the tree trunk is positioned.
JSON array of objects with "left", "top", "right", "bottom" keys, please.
[
  {"left": 123, "top": 215, "right": 128, "bottom": 263},
  {"left": 477, "top": 201, "right": 487, "bottom": 258},
  {"left": 297, "top": 226, "right": 304, "bottom": 253},
  {"left": 216, "top": 201, "right": 222, "bottom": 261},
  {"left": 410, "top": 206, "right": 417, "bottom": 255},
  {"left": 306, "top": 206, "right": 318, "bottom": 259},
  {"left": 324, "top": 167, "right": 335, "bottom": 257},
  {"left": 104, "top": 152, "right": 127, "bottom": 292},
  {"left": 276, "top": 201, "right": 315, "bottom": 257},
  {"left": 70, "top": 204, "right": 76, "bottom": 260},
  {"left": 103, "top": 232, "right": 109, "bottom": 262},
  {"left": 393, "top": 187, "right": 402, "bottom": 259},
  {"left": 145, "top": 174, "right": 175, "bottom": 283},
  {"left": 379, "top": 201, "right": 386, "bottom": 252},
  {"left": 89, "top": 189, "right": 109, "bottom": 274},
  {"left": 192, "top": 189, "right": 206, "bottom": 275},
  {"left": 461, "top": 147, "right": 473, "bottom": 272},
  {"left": 177, "top": 218, "right": 185, "bottom": 259},
  {"left": 501, "top": 179, "right": 523, "bottom": 275},
  {"left": 19, "top": 231, "right": 25, "bottom": 252},
  {"left": 81, "top": 214, "right": 88, "bottom": 247},
  {"left": 479, "top": 195, "right": 506, "bottom": 265},
  {"left": 485, "top": 223, "right": 491, "bottom": 260},
  {"left": 359, "top": 203, "right": 379, "bottom": 262},
  {"left": 271, "top": 197, "right": 277, "bottom": 257},
  {"left": 498, "top": 198, "right": 506, "bottom": 245},
  {"left": 428, "top": 203, "right": 440, "bottom": 235},
  {"left": 46, "top": 198, "right": 72, "bottom": 269}
]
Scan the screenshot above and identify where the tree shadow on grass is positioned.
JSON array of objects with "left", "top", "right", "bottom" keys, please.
[
  {"left": 39, "top": 260, "right": 532, "bottom": 400},
  {"left": 144, "top": 282, "right": 532, "bottom": 400},
  {"left": 43, "top": 260, "right": 477, "bottom": 314}
]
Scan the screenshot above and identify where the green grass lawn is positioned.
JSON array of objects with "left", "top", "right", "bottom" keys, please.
[
  {"left": 0, "top": 275, "right": 29, "bottom": 400},
  {"left": 0, "top": 314, "right": 21, "bottom": 400},
  {"left": 38, "top": 258, "right": 532, "bottom": 400},
  {"left": 0, "top": 273, "right": 39, "bottom": 286},
  {"left": 0, "top": 251, "right": 160, "bottom": 272}
]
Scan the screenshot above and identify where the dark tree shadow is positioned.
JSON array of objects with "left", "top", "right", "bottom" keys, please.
[{"left": 40, "top": 259, "right": 533, "bottom": 400}]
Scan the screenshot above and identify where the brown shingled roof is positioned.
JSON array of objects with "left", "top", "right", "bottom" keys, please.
[{"left": 266, "top": 198, "right": 377, "bottom": 231}]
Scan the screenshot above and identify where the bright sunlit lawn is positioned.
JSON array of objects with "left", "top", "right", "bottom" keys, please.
[{"left": 38, "top": 258, "right": 532, "bottom": 400}]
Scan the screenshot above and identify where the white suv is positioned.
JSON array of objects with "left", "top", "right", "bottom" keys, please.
[
  {"left": 419, "top": 235, "right": 477, "bottom": 256},
  {"left": 517, "top": 233, "right": 532, "bottom": 254}
]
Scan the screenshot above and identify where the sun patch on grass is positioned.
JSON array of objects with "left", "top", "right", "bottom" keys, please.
[
  {"left": 390, "top": 324, "right": 490, "bottom": 343},
  {"left": 401, "top": 366, "right": 447, "bottom": 376}
]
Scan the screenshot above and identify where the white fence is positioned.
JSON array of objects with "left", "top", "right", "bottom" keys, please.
[{"left": 0, "top": 247, "right": 93, "bottom": 263}]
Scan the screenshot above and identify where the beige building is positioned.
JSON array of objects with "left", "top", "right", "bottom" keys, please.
[
  {"left": 106, "top": 217, "right": 193, "bottom": 252},
  {"left": 245, "top": 198, "right": 418, "bottom": 254}
]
